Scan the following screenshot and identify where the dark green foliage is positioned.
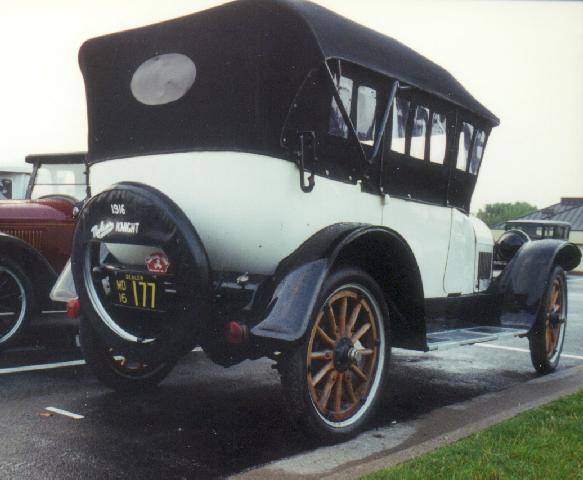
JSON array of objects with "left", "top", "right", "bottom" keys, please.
[{"left": 477, "top": 202, "right": 538, "bottom": 228}]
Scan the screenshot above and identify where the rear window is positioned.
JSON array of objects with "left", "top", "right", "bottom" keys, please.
[{"left": 131, "top": 53, "right": 197, "bottom": 106}]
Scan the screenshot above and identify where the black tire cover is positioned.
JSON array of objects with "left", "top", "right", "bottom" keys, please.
[{"left": 71, "top": 182, "right": 211, "bottom": 362}]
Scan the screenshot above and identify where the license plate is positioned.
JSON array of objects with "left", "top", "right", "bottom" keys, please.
[{"left": 111, "top": 271, "right": 162, "bottom": 311}]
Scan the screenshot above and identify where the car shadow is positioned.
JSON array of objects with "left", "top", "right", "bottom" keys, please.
[{"left": 62, "top": 351, "right": 539, "bottom": 479}]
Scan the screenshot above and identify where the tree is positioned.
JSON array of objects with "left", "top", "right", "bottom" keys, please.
[{"left": 476, "top": 202, "right": 538, "bottom": 228}]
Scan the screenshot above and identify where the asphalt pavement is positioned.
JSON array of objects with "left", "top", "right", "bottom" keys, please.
[{"left": 1, "top": 276, "right": 582, "bottom": 479}]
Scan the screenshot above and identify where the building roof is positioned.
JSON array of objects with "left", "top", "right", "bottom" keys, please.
[{"left": 495, "top": 198, "right": 583, "bottom": 231}]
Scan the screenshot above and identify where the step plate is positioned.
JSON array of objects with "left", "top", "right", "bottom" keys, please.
[{"left": 426, "top": 326, "right": 528, "bottom": 351}]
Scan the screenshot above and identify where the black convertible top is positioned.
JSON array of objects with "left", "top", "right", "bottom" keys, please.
[
  {"left": 79, "top": 0, "right": 498, "bottom": 163},
  {"left": 283, "top": 1, "right": 498, "bottom": 125}
]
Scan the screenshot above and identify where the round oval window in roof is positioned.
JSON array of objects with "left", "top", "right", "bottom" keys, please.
[{"left": 130, "top": 53, "right": 196, "bottom": 106}]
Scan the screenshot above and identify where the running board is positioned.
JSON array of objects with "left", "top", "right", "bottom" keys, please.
[{"left": 426, "top": 326, "right": 528, "bottom": 351}]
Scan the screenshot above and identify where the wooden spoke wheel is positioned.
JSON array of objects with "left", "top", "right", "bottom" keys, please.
[
  {"left": 307, "top": 289, "right": 380, "bottom": 423},
  {"left": 79, "top": 315, "right": 176, "bottom": 392},
  {"left": 280, "top": 267, "right": 390, "bottom": 440},
  {"left": 545, "top": 278, "right": 564, "bottom": 359},
  {"left": 529, "top": 266, "right": 567, "bottom": 374},
  {"left": 0, "top": 257, "right": 34, "bottom": 349},
  {"left": 109, "top": 350, "right": 151, "bottom": 376}
]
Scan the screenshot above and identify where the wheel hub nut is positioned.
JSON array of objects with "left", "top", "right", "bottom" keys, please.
[
  {"left": 333, "top": 337, "right": 354, "bottom": 371},
  {"left": 348, "top": 347, "right": 361, "bottom": 364}
]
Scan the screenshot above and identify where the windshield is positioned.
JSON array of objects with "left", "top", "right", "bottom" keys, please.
[{"left": 31, "top": 163, "right": 87, "bottom": 201}]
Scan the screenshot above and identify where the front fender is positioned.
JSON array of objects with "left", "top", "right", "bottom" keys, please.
[
  {"left": 0, "top": 232, "right": 57, "bottom": 305},
  {"left": 495, "top": 239, "right": 581, "bottom": 330}
]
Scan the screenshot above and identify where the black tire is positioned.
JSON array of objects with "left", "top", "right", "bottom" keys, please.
[
  {"left": 71, "top": 182, "right": 211, "bottom": 368},
  {"left": 79, "top": 315, "right": 176, "bottom": 392},
  {"left": 0, "top": 256, "right": 35, "bottom": 350},
  {"left": 279, "top": 266, "right": 390, "bottom": 442},
  {"left": 529, "top": 266, "right": 567, "bottom": 374}
]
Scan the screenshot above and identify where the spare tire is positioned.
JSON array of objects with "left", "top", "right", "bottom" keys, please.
[{"left": 71, "top": 182, "right": 211, "bottom": 365}]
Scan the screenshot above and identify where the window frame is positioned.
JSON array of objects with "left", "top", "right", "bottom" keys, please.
[
  {"left": 429, "top": 111, "right": 448, "bottom": 165},
  {"left": 383, "top": 88, "right": 455, "bottom": 206},
  {"left": 327, "top": 62, "right": 384, "bottom": 154}
]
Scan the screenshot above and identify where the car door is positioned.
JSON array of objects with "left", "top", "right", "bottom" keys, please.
[
  {"left": 443, "top": 121, "right": 488, "bottom": 294},
  {"left": 381, "top": 94, "right": 454, "bottom": 298},
  {"left": 443, "top": 208, "right": 476, "bottom": 294}
]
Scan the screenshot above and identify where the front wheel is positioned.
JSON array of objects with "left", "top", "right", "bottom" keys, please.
[
  {"left": 280, "top": 267, "right": 390, "bottom": 441},
  {"left": 529, "top": 266, "right": 567, "bottom": 374},
  {"left": 79, "top": 315, "right": 176, "bottom": 392},
  {"left": 0, "top": 256, "right": 35, "bottom": 350}
]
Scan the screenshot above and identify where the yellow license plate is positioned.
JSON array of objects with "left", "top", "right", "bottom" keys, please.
[{"left": 111, "top": 272, "right": 160, "bottom": 311}]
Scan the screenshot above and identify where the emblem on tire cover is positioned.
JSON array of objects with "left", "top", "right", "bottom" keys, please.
[{"left": 145, "top": 252, "right": 170, "bottom": 274}]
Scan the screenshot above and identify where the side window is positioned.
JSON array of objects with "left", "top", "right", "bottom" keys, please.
[
  {"left": 356, "top": 86, "right": 377, "bottom": 146},
  {"left": 410, "top": 106, "right": 429, "bottom": 159},
  {"left": 430, "top": 112, "right": 447, "bottom": 164},
  {"left": 390, "top": 97, "right": 410, "bottom": 154},
  {"left": 328, "top": 76, "right": 354, "bottom": 139},
  {"left": 469, "top": 129, "right": 486, "bottom": 175},
  {"left": 456, "top": 122, "right": 474, "bottom": 171}
]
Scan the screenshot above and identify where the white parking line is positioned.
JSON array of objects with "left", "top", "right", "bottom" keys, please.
[
  {"left": 45, "top": 407, "right": 84, "bottom": 420},
  {"left": 0, "top": 347, "right": 204, "bottom": 375},
  {"left": 0, "top": 360, "right": 86, "bottom": 375},
  {"left": 476, "top": 343, "right": 583, "bottom": 360}
]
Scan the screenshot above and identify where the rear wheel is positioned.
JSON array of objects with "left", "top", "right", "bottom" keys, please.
[
  {"left": 0, "top": 256, "right": 35, "bottom": 350},
  {"left": 280, "top": 267, "right": 390, "bottom": 441},
  {"left": 79, "top": 315, "right": 176, "bottom": 392},
  {"left": 529, "top": 266, "right": 567, "bottom": 374}
]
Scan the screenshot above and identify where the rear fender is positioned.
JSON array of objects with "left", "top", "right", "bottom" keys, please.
[
  {"left": 494, "top": 239, "right": 581, "bottom": 330},
  {"left": 250, "top": 223, "right": 425, "bottom": 347}
]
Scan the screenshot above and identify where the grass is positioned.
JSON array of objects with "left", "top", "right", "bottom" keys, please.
[{"left": 363, "top": 390, "right": 583, "bottom": 480}]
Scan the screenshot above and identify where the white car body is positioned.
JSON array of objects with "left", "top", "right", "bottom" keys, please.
[{"left": 89, "top": 151, "right": 493, "bottom": 300}]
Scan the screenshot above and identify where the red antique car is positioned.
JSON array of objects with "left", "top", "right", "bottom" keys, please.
[{"left": 0, "top": 153, "right": 87, "bottom": 348}]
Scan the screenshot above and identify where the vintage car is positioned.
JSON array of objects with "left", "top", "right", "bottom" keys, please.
[
  {"left": 0, "top": 153, "right": 87, "bottom": 349},
  {"left": 55, "top": 0, "right": 581, "bottom": 439},
  {"left": 504, "top": 219, "right": 571, "bottom": 241},
  {"left": 0, "top": 163, "right": 31, "bottom": 200}
]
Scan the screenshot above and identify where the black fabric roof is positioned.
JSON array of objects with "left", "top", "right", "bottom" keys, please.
[
  {"left": 282, "top": 0, "right": 499, "bottom": 125},
  {"left": 79, "top": 0, "right": 498, "bottom": 163},
  {"left": 495, "top": 198, "right": 583, "bottom": 231}
]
